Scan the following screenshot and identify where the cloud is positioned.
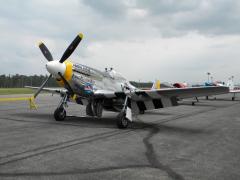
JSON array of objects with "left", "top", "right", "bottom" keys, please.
[
  {"left": 0, "top": 0, "right": 240, "bottom": 83},
  {"left": 82, "top": 0, "right": 127, "bottom": 19},
  {"left": 136, "top": 0, "right": 240, "bottom": 36}
]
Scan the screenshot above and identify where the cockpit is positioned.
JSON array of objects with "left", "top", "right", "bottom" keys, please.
[{"left": 104, "top": 68, "right": 125, "bottom": 81}]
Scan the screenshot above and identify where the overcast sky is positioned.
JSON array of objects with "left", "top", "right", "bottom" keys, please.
[{"left": 1, "top": 0, "right": 240, "bottom": 83}]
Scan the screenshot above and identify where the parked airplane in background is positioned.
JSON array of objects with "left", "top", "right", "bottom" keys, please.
[
  {"left": 226, "top": 79, "right": 240, "bottom": 101},
  {"left": 152, "top": 77, "right": 240, "bottom": 102},
  {"left": 26, "top": 33, "right": 229, "bottom": 129},
  {"left": 167, "top": 79, "right": 240, "bottom": 101},
  {"left": 173, "top": 82, "right": 188, "bottom": 88},
  {"left": 196, "top": 79, "right": 240, "bottom": 100}
]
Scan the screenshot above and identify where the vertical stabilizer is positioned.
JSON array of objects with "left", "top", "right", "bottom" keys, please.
[
  {"left": 152, "top": 80, "right": 161, "bottom": 89},
  {"left": 227, "top": 79, "right": 234, "bottom": 90}
]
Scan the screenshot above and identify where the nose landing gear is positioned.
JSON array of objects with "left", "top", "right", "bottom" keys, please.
[{"left": 54, "top": 93, "right": 68, "bottom": 121}]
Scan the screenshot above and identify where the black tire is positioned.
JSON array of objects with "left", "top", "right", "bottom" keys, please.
[
  {"left": 232, "top": 97, "right": 235, "bottom": 101},
  {"left": 54, "top": 108, "right": 66, "bottom": 121},
  {"left": 192, "top": 102, "right": 195, "bottom": 106},
  {"left": 116, "top": 112, "right": 129, "bottom": 129}
]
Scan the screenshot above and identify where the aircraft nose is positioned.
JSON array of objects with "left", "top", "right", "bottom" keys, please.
[{"left": 46, "top": 60, "right": 66, "bottom": 77}]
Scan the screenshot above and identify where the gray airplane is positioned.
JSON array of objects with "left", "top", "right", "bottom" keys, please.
[{"left": 27, "top": 33, "right": 229, "bottom": 129}]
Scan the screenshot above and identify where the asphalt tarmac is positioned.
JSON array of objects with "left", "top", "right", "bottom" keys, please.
[{"left": 0, "top": 93, "right": 240, "bottom": 180}]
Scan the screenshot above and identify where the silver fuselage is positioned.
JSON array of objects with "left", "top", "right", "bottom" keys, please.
[{"left": 69, "top": 63, "right": 135, "bottom": 97}]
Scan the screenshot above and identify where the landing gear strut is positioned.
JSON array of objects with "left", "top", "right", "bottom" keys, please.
[
  {"left": 232, "top": 93, "right": 236, "bottom": 101},
  {"left": 86, "top": 103, "right": 94, "bottom": 116},
  {"left": 54, "top": 93, "right": 68, "bottom": 121},
  {"left": 93, "top": 100, "right": 103, "bottom": 118},
  {"left": 116, "top": 96, "right": 130, "bottom": 129}
]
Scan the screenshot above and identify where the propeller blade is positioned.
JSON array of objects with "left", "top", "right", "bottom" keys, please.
[
  {"left": 59, "top": 33, "right": 83, "bottom": 63},
  {"left": 38, "top": 42, "right": 53, "bottom": 61},
  {"left": 34, "top": 74, "right": 53, "bottom": 98},
  {"left": 58, "top": 72, "right": 74, "bottom": 95}
]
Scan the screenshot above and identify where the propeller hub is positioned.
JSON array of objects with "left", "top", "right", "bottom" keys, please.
[{"left": 46, "top": 61, "right": 66, "bottom": 77}]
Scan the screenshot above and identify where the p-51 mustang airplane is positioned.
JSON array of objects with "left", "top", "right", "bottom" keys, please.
[{"left": 27, "top": 33, "right": 229, "bottom": 129}]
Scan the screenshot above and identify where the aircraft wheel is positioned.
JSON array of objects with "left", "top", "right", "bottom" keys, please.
[
  {"left": 54, "top": 108, "right": 66, "bottom": 121},
  {"left": 232, "top": 97, "right": 235, "bottom": 101},
  {"left": 192, "top": 102, "right": 195, "bottom": 106},
  {"left": 116, "top": 112, "right": 129, "bottom": 129}
]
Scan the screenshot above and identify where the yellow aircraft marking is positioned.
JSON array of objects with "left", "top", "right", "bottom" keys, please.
[
  {"left": 155, "top": 80, "right": 161, "bottom": 89},
  {"left": 71, "top": 94, "right": 77, "bottom": 100},
  {"left": 57, "top": 60, "right": 73, "bottom": 87}
]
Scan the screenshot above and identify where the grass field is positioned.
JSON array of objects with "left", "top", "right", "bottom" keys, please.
[{"left": 0, "top": 88, "right": 36, "bottom": 95}]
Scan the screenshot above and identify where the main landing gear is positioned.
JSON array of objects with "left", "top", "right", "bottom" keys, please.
[
  {"left": 116, "top": 111, "right": 129, "bottom": 129},
  {"left": 86, "top": 100, "right": 103, "bottom": 118},
  {"left": 54, "top": 93, "right": 68, "bottom": 121}
]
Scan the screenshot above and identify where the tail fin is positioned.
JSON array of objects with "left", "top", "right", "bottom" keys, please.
[
  {"left": 227, "top": 78, "right": 234, "bottom": 90},
  {"left": 152, "top": 80, "right": 161, "bottom": 89}
]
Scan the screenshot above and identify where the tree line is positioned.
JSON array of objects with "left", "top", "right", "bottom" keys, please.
[
  {"left": 0, "top": 74, "right": 153, "bottom": 88},
  {"left": 0, "top": 74, "right": 58, "bottom": 88}
]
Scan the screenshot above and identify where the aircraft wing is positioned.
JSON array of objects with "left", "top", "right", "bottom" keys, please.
[
  {"left": 141, "top": 86, "right": 229, "bottom": 99},
  {"left": 25, "top": 86, "right": 67, "bottom": 94},
  {"left": 94, "top": 86, "right": 229, "bottom": 99},
  {"left": 94, "top": 86, "right": 229, "bottom": 113}
]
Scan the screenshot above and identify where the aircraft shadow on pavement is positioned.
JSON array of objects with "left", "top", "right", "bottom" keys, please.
[
  {"left": 143, "top": 111, "right": 174, "bottom": 116},
  {"left": 12, "top": 112, "right": 53, "bottom": 119},
  {"left": 204, "top": 98, "right": 240, "bottom": 102},
  {"left": 11, "top": 112, "right": 118, "bottom": 128},
  {"left": 11, "top": 112, "right": 211, "bottom": 134},
  {"left": 66, "top": 116, "right": 118, "bottom": 128},
  {"left": 179, "top": 103, "right": 223, "bottom": 107}
]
